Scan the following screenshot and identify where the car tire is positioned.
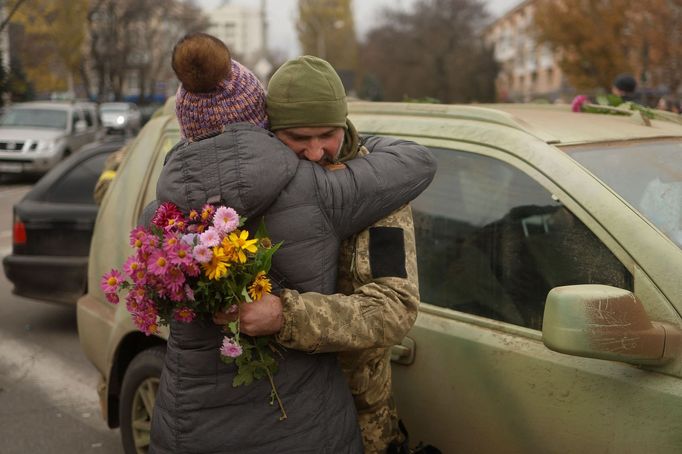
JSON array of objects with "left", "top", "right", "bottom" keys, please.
[{"left": 119, "top": 345, "right": 165, "bottom": 454}]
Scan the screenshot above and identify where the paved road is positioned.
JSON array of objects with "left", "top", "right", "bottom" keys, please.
[{"left": 0, "top": 179, "right": 124, "bottom": 454}]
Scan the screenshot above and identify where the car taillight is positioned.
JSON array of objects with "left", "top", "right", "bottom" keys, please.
[{"left": 13, "top": 218, "right": 26, "bottom": 245}]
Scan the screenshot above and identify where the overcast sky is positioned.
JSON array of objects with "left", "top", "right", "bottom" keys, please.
[{"left": 196, "top": 0, "right": 521, "bottom": 58}]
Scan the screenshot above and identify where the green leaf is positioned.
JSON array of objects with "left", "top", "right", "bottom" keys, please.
[{"left": 227, "top": 321, "right": 238, "bottom": 334}]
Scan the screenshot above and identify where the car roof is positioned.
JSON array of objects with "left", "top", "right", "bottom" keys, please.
[
  {"left": 348, "top": 102, "right": 682, "bottom": 147},
  {"left": 10, "top": 101, "right": 96, "bottom": 110},
  {"left": 100, "top": 102, "right": 135, "bottom": 108}
]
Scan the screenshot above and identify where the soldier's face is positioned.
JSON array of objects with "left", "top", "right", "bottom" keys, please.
[{"left": 275, "top": 127, "right": 344, "bottom": 165}]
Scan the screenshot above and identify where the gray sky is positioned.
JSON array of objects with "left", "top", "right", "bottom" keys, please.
[{"left": 197, "top": 0, "right": 520, "bottom": 58}]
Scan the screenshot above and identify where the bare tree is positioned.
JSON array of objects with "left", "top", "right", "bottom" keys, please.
[
  {"left": 86, "top": 0, "right": 207, "bottom": 102},
  {"left": 359, "top": 0, "right": 497, "bottom": 103},
  {"left": 0, "top": 0, "right": 29, "bottom": 33}
]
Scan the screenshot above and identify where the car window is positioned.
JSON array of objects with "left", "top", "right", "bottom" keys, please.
[
  {"left": 412, "top": 147, "right": 633, "bottom": 330},
  {"left": 71, "top": 110, "right": 81, "bottom": 130},
  {"left": 45, "top": 152, "right": 109, "bottom": 204},
  {"left": 82, "top": 108, "right": 95, "bottom": 127}
]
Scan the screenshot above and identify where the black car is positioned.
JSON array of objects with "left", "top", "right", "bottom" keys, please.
[{"left": 2, "top": 137, "right": 125, "bottom": 304}]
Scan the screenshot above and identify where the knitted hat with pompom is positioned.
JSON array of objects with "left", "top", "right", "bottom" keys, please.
[{"left": 172, "top": 32, "right": 268, "bottom": 141}]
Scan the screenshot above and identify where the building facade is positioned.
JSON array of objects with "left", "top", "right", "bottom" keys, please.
[
  {"left": 208, "top": 2, "right": 265, "bottom": 68},
  {"left": 486, "top": 0, "right": 570, "bottom": 103}
]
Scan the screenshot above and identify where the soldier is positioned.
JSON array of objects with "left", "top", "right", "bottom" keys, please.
[{"left": 221, "top": 56, "right": 426, "bottom": 453}]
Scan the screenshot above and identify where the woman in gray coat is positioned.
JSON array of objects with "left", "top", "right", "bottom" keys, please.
[{"left": 144, "top": 33, "right": 436, "bottom": 454}]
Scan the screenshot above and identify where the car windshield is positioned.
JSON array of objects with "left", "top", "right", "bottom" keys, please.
[
  {"left": 0, "top": 108, "right": 68, "bottom": 129},
  {"left": 565, "top": 139, "right": 682, "bottom": 248},
  {"left": 100, "top": 105, "right": 129, "bottom": 113}
]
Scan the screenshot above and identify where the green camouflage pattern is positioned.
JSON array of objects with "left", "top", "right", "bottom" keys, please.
[{"left": 278, "top": 197, "right": 420, "bottom": 453}]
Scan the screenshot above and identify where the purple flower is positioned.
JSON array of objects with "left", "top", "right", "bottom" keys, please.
[
  {"left": 220, "top": 337, "right": 243, "bottom": 358},
  {"left": 199, "top": 227, "right": 221, "bottom": 248},
  {"left": 213, "top": 206, "right": 239, "bottom": 233},
  {"left": 192, "top": 244, "right": 213, "bottom": 263}
]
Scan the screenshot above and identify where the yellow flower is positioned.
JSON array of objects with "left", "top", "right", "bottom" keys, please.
[
  {"left": 221, "top": 237, "right": 240, "bottom": 263},
  {"left": 228, "top": 230, "right": 259, "bottom": 264},
  {"left": 248, "top": 271, "right": 272, "bottom": 301},
  {"left": 202, "top": 246, "right": 230, "bottom": 280}
]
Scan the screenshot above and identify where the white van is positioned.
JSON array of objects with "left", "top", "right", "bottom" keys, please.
[{"left": 0, "top": 101, "right": 102, "bottom": 176}]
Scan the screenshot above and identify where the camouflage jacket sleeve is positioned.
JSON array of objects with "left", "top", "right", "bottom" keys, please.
[{"left": 276, "top": 204, "right": 419, "bottom": 353}]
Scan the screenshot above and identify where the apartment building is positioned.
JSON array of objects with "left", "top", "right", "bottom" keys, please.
[
  {"left": 486, "top": 0, "right": 570, "bottom": 102},
  {"left": 208, "top": 2, "right": 266, "bottom": 70}
]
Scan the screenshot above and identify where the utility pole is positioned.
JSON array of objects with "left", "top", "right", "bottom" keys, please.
[{"left": 253, "top": 0, "right": 272, "bottom": 83}]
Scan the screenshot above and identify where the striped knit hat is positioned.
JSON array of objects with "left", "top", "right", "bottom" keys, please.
[{"left": 172, "top": 33, "right": 268, "bottom": 141}]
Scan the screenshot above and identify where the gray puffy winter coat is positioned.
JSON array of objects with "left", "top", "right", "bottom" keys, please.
[{"left": 146, "top": 122, "right": 436, "bottom": 454}]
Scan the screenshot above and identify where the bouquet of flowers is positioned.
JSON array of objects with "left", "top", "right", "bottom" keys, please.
[{"left": 100, "top": 201, "right": 286, "bottom": 419}]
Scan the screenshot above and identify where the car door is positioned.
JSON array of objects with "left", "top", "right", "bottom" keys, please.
[{"left": 391, "top": 143, "right": 682, "bottom": 453}]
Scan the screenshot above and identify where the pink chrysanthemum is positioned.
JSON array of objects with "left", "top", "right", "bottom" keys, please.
[
  {"left": 571, "top": 95, "right": 589, "bottom": 113},
  {"left": 129, "top": 226, "right": 148, "bottom": 248},
  {"left": 174, "top": 306, "right": 196, "bottom": 323},
  {"left": 168, "top": 242, "right": 194, "bottom": 267},
  {"left": 129, "top": 285, "right": 147, "bottom": 303},
  {"left": 148, "top": 251, "right": 171, "bottom": 276},
  {"left": 105, "top": 292, "right": 119, "bottom": 304},
  {"left": 141, "top": 234, "right": 160, "bottom": 252},
  {"left": 123, "top": 257, "right": 144, "bottom": 279},
  {"left": 199, "top": 227, "right": 221, "bottom": 248},
  {"left": 100, "top": 269, "right": 123, "bottom": 294},
  {"left": 166, "top": 267, "right": 186, "bottom": 292},
  {"left": 152, "top": 202, "right": 185, "bottom": 232},
  {"left": 163, "top": 232, "right": 180, "bottom": 252},
  {"left": 192, "top": 244, "right": 213, "bottom": 264},
  {"left": 220, "top": 337, "right": 243, "bottom": 358},
  {"left": 184, "top": 261, "right": 201, "bottom": 277},
  {"left": 132, "top": 306, "right": 159, "bottom": 336},
  {"left": 213, "top": 206, "right": 239, "bottom": 233}
]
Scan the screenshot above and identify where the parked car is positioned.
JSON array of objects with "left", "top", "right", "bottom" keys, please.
[
  {"left": 2, "top": 135, "right": 125, "bottom": 304},
  {"left": 0, "top": 101, "right": 102, "bottom": 176},
  {"left": 99, "top": 102, "right": 142, "bottom": 133},
  {"left": 77, "top": 101, "right": 682, "bottom": 453}
]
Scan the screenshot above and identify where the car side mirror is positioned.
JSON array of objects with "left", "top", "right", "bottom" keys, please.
[
  {"left": 542, "top": 284, "right": 682, "bottom": 366},
  {"left": 74, "top": 120, "right": 88, "bottom": 133}
]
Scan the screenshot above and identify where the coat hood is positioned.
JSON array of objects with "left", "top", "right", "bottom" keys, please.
[{"left": 156, "top": 122, "right": 299, "bottom": 218}]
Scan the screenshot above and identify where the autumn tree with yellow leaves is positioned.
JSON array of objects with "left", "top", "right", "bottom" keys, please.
[
  {"left": 533, "top": 0, "right": 636, "bottom": 91},
  {"left": 533, "top": 0, "right": 682, "bottom": 94},
  {"left": 11, "top": 0, "right": 88, "bottom": 95}
]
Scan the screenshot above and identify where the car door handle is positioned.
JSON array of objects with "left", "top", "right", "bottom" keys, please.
[{"left": 390, "top": 337, "right": 415, "bottom": 365}]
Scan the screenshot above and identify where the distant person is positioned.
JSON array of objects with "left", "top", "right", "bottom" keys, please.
[{"left": 611, "top": 73, "right": 637, "bottom": 102}]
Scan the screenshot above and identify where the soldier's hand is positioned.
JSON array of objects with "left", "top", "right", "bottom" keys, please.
[{"left": 239, "top": 293, "right": 283, "bottom": 336}]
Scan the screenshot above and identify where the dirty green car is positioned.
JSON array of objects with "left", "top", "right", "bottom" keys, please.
[{"left": 77, "top": 101, "right": 682, "bottom": 453}]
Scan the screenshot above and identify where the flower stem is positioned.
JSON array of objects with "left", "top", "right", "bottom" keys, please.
[{"left": 258, "top": 348, "right": 287, "bottom": 420}]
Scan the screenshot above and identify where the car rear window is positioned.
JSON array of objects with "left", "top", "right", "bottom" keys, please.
[{"left": 46, "top": 152, "right": 109, "bottom": 204}]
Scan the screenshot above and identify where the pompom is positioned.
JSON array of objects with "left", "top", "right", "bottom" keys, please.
[{"left": 172, "top": 32, "right": 232, "bottom": 93}]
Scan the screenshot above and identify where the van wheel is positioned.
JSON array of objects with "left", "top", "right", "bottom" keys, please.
[{"left": 119, "top": 345, "right": 165, "bottom": 454}]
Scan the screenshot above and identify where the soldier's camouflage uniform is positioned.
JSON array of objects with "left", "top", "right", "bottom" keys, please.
[{"left": 277, "top": 143, "right": 420, "bottom": 453}]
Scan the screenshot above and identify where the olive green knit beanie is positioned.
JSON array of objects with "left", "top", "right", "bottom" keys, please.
[{"left": 267, "top": 56, "right": 347, "bottom": 131}]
